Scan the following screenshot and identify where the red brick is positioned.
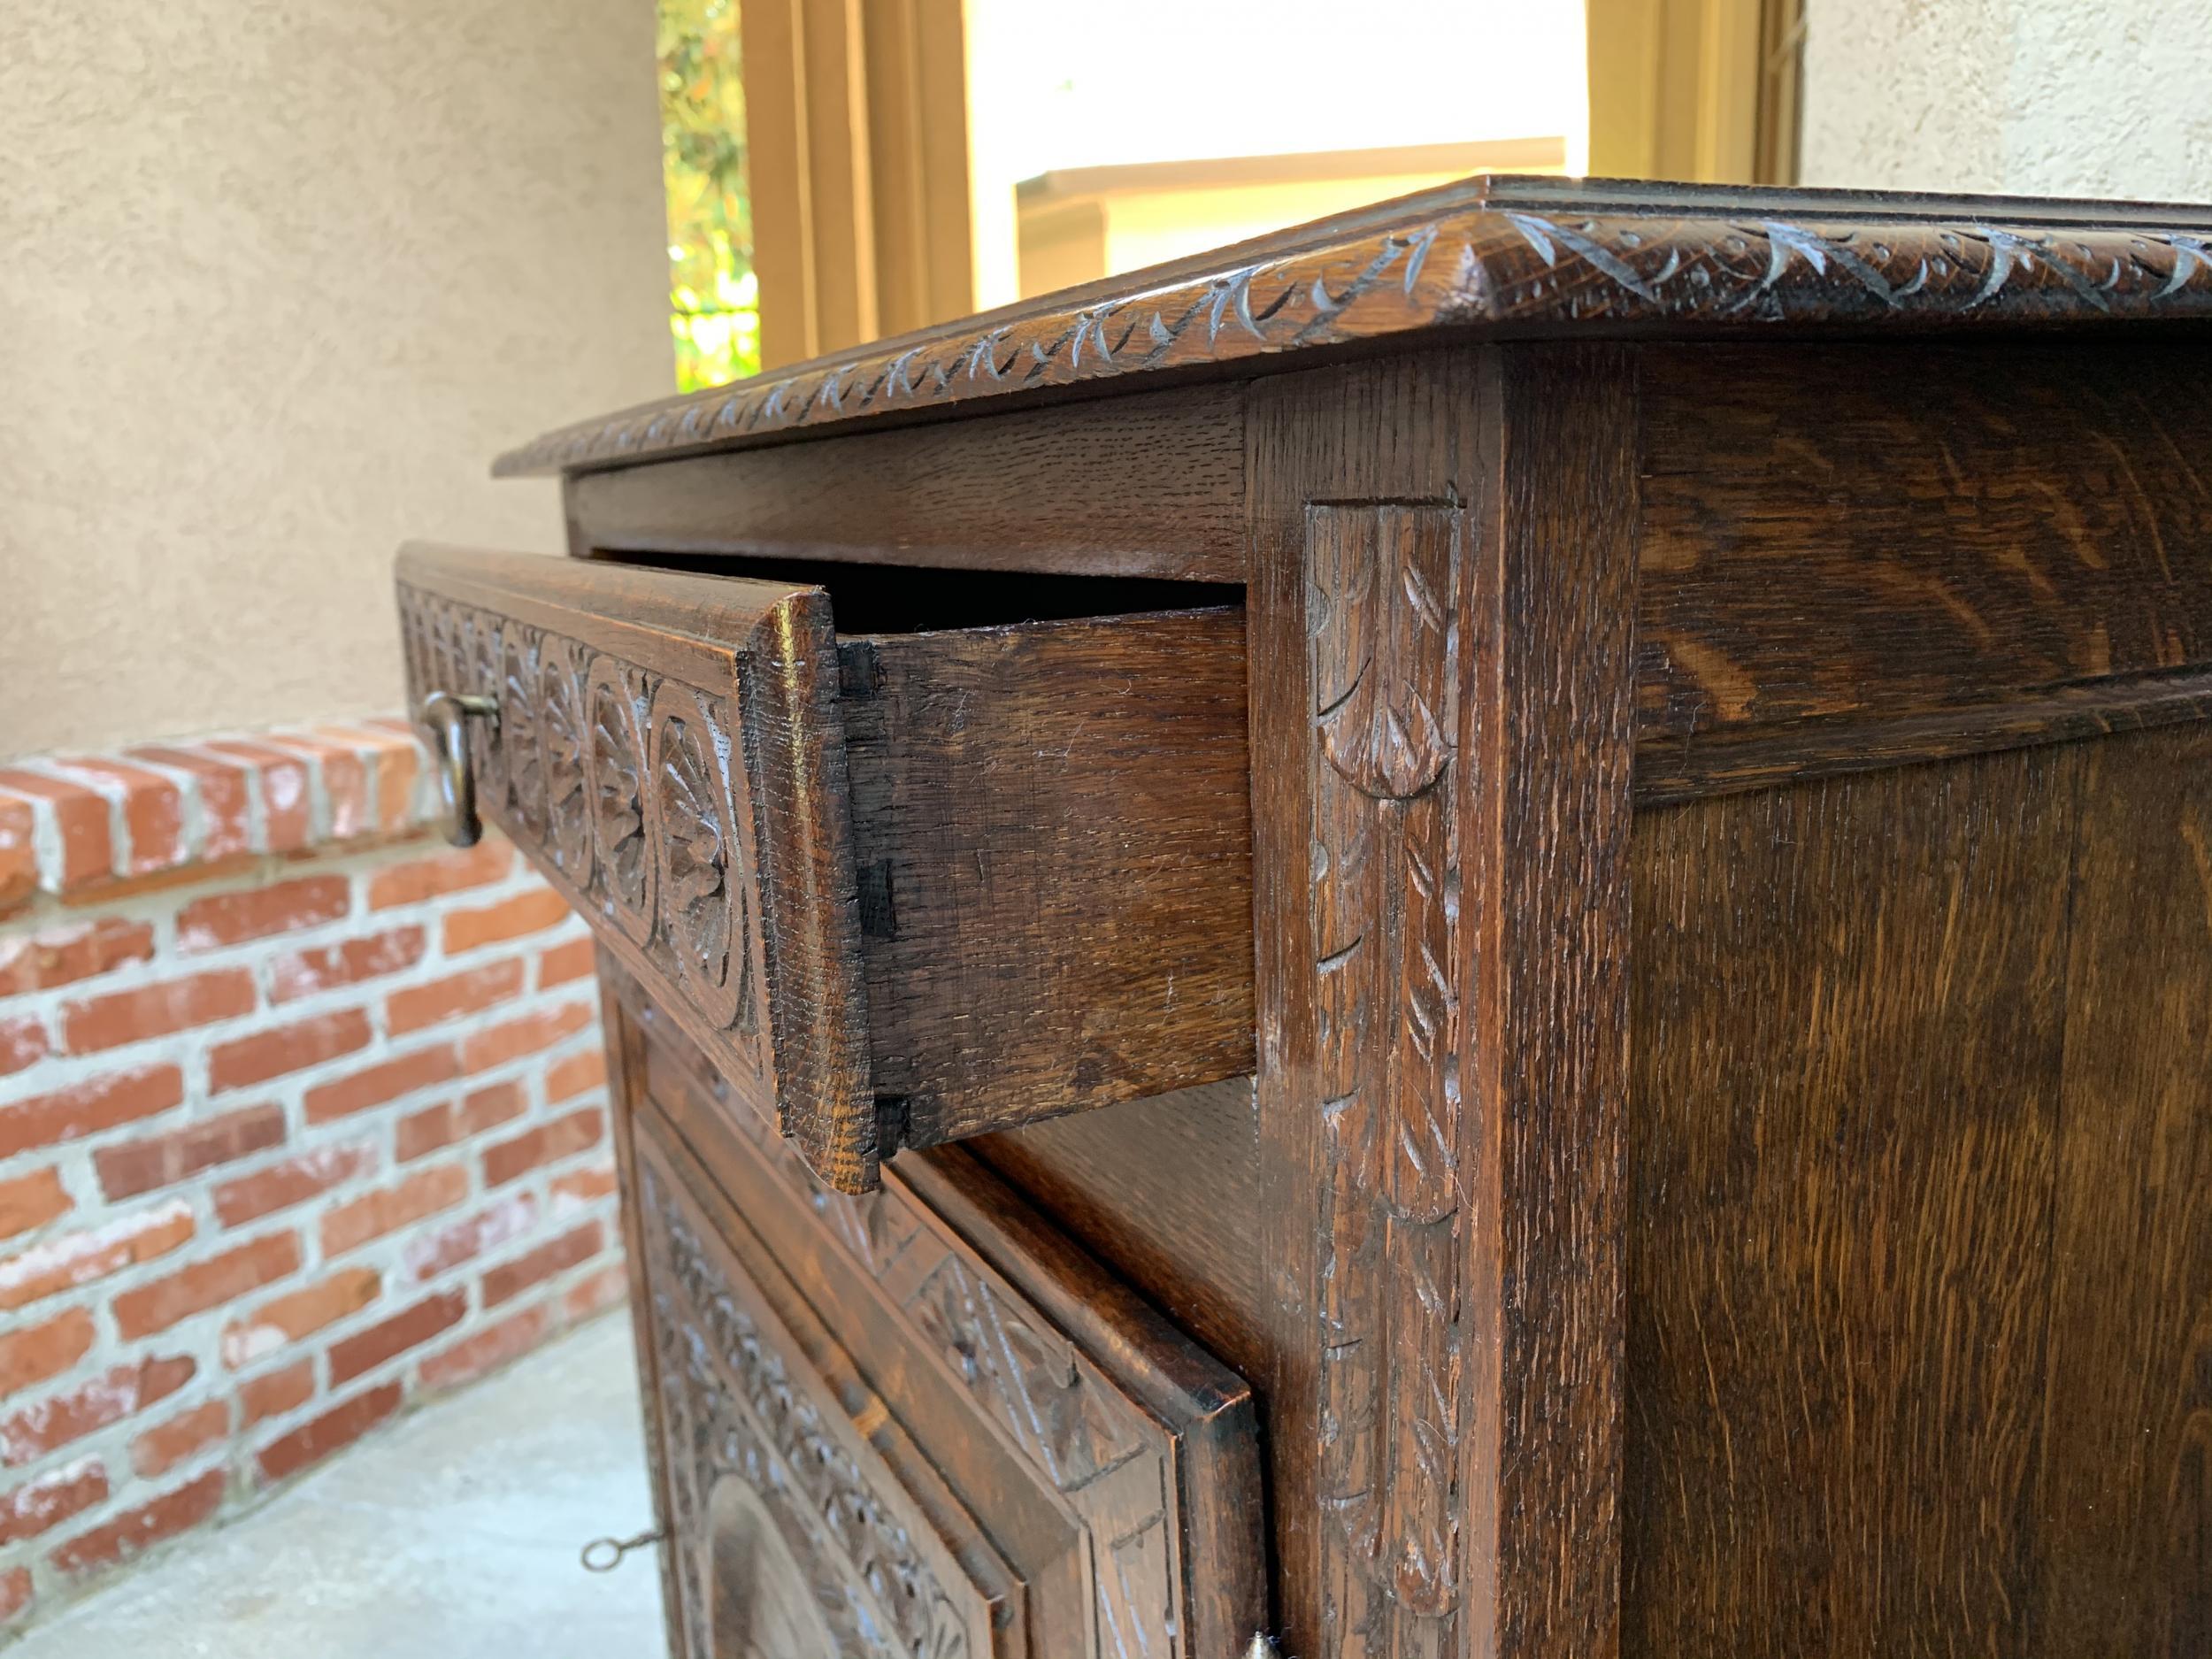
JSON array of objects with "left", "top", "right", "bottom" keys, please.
[
  {"left": 177, "top": 875, "right": 349, "bottom": 952},
  {"left": 237, "top": 1359, "right": 313, "bottom": 1427},
  {"left": 0, "top": 1459, "right": 108, "bottom": 1547},
  {"left": 256, "top": 1381, "right": 400, "bottom": 1484},
  {"left": 0, "top": 1168, "right": 70, "bottom": 1241},
  {"left": 263, "top": 734, "right": 369, "bottom": 840},
  {"left": 328, "top": 1290, "right": 465, "bottom": 1386},
  {"left": 49, "top": 1466, "right": 223, "bottom": 1574},
  {"left": 0, "top": 1200, "right": 195, "bottom": 1310},
  {"left": 58, "top": 851, "right": 256, "bottom": 909},
  {"left": 314, "top": 725, "right": 420, "bottom": 833},
  {"left": 61, "top": 968, "right": 257, "bottom": 1053},
  {"left": 222, "top": 1267, "right": 380, "bottom": 1369},
  {"left": 420, "top": 1302, "right": 551, "bottom": 1392},
  {"left": 366, "top": 840, "right": 511, "bottom": 910},
  {"left": 536, "top": 935, "right": 596, "bottom": 988},
  {"left": 130, "top": 1399, "right": 228, "bottom": 1479},
  {"left": 111, "top": 1233, "right": 302, "bottom": 1340},
  {"left": 403, "top": 1190, "right": 537, "bottom": 1281},
  {"left": 268, "top": 926, "right": 426, "bottom": 1003},
  {"left": 199, "top": 740, "right": 312, "bottom": 852},
  {"left": 545, "top": 1046, "right": 608, "bottom": 1103},
  {"left": 0, "top": 1564, "right": 29, "bottom": 1624},
  {"left": 51, "top": 759, "right": 184, "bottom": 873},
  {"left": 207, "top": 1008, "right": 371, "bottom": 1094},
  {"left": 396, "top": 1077, "right": 528, "bottom": 1163},
  {"left": 0, "top": 1309, "right": 96, "bottom": 1399},
  {"left": 442, "top": 887, "right": 571, "bottom": 955},
  {"left": 564, "top": 1263, "right": 628, "bottom": 1323},
  {"left": 384, "top": 957, "right": 525, "bottom": 1037},
  {"left": 0, "top": 772, "right": 111, "bottom": 889},
  {"left": 483, "top": 1106, "right": 605, "bottom": 1188},
  {"left": 550, "top": 1164, "right": 619, "bottom": 1214},
  {"left": 320, "top": 1164, "right": 469, "bottom": 1257},
  {"left": 211, "top": 1143, "right": 373, "bottom": 1227},
  {"left": 302, "top": 1041, "right": 459, "bottom": 1124},
  {"left": 484, "top": 1221, "right": 602, "bottom": 1309},
  {"left": 92, "top": 1103, "right": 286, "bottom": 1201},
  {"left": 0, "top": 918, "right": 155, "bottom": 995},
  {"left": 0, "top": 1354, "right": 195, "bottom": 1465},
  {"left": 124, "top": 747, "right": 253, "bottom": 859},
  {"left": 461, "top": 1001, "right": 593, "bottom": 1072},
  {"left": 0, "top": 796, "right": 34, "bottom": 914},
  {"left": 0, "top": 1064, "right": 183, "bottom": 1159},
  {"left": 0, "top": 1016, "right": 46, "bottom": 1075}
]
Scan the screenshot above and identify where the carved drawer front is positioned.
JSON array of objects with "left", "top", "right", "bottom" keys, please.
[
  {"left": 395, "top": 542, "right": 1252, "bottom": 1195},
  {"left": 632, "top": 1033, "right": 1267, "bottom": 1659}
]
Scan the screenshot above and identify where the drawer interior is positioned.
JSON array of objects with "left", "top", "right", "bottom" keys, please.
[{"left": 396, "top": 543, "right": 1253, "bottom": 1191}]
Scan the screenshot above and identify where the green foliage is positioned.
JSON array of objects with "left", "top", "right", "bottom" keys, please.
[{"left": 660, "top": 0, "right": 759, "bottom": 391}]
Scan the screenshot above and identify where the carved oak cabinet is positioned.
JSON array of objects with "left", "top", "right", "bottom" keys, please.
[{"left": 395, "top": 180, "right": 2212, "bottom": 1657}]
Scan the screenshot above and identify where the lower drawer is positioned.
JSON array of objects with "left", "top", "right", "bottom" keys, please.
[{"left": 626, "top": 1007, "right": 1266, "bottom": 1659}]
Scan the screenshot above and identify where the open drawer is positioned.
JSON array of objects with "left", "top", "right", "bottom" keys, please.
[{"left": 394, "top": 543, "right": 1252, "bottom": 1192}]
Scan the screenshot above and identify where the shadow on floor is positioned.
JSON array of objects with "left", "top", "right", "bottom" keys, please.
[{"left": 13, "top": 1316, "right": 667, "bottom": 1658}]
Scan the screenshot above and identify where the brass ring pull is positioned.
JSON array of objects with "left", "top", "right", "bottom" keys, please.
[
  {"left": 418, "top": 690, "right": 498, "bottom": 849},
  {"left": 580, "top": 1526, "right": 664, "bottom": 1572}
]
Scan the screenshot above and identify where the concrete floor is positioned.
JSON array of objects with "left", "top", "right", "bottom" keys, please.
[{"left": 15, "top": 1315, "right": 667, "bottom": 1658}]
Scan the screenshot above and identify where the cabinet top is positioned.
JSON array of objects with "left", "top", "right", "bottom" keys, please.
[{"left": 496, "top": 173, "right": 2212, "bottom": 479}]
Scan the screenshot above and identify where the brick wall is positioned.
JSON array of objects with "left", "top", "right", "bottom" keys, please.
[{"left": 0, "top": 724, "right": 622, "bottom": 1634}]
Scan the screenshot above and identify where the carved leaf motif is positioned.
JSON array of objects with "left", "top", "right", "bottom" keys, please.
[
  {"left": 540, "top": 641, "right": 591, "bottom": 879},
  {"left": 588, "top": 675, "right": 649, "bottom": 911},
  {"left": 642, "top": 1163, "right": 972, "bottom": 1659},
  {"left": 501, "top": 627, "right": 545, "bottom": 835},
  {"left": 657, "top": 712, "right": 733, "bottom": 987},
  {"left": 1312, "top": 503, "right": 1458, "bottom": 800}
]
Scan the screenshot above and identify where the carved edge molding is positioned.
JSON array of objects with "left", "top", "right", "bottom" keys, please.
[{"left": 496, "top": 196, "right": 2212, "bottom": 475}]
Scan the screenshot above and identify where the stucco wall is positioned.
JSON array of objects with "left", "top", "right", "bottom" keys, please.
[
  {"left": 1, "top": 0, "right": 672, "bottom": 757},
  {"left": 1801, "top": 0, "right": 2212, "bottom": 200}
]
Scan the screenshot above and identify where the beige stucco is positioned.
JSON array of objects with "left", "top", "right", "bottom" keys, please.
[
  {"left": 1800, "top": 0, "right": 2212, "bottom": 200},
  {"left": 0, "top": 0, "right": 672, "bottom": 757}
]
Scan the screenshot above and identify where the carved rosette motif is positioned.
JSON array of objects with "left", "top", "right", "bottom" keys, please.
[
  {"left": 641, "top": 1162, "right": 974, "bottom": 1659},
  {"left": 393, "top": 583, "right": 771, "bottom": 1096},
  {"left": 496, "top": 203, "right": 2212, "bottom": 477},
  {"left": 538, "top": 636, "right": 593, "bottom": 883},
  {"left": 649, "top": 680, "right": 753, "bottom": 1033},
  {"left": 1307, "top": 503, "right": 1465, "bottom": 1644}
]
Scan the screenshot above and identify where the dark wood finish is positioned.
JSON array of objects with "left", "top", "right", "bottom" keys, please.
[
  {"left": 1626, "top": 722, "right": 2212, "bottom": 1657},
  {"left": 392, "top": 183, "right": 2212, "bottom": 1659},
  {"left": 396, "top": 543, "right": 876, "bottom": 1188},
  {"left": 1242, "top": 343, "right": 1636, "bottom": 1657},
  {"left": 396, "top": 544, "right": 1252, "bottom": 1188},
  {"left": 499, "top": 176, "right": 2212, "bottom": 477},
  {"left": 626, "top": 993, "right": 1269, "bottom": 1659},
  {"left": 567, "top": 382, "right": 1246, "bottom": 582},
  {"left": 840, "top": 607, "right": 1252, "bottom": 1148}
]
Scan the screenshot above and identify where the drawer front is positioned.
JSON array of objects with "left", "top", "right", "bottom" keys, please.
[
  {"left": 396, "top": 542, "right": 878, "bottom": 1189},
  {"left": 631, "top": 1012, "right": 1267, "bottom": 1659}
]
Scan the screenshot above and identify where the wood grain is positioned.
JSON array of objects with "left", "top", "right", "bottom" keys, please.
[
  {"left": 1244, "top": 341, "right": 1636, "bottom": 1659},
  {"left": 2036, "top": 723, "right": 2212, "bottom": 1655},
  {"left": 1626, "top": 746, "right": 2077, "bottom": 1655},
  {"left": 1639, "top": 341, "right": 2212, "bottom": 780},
  {"left": 567, "top": 381, "right": 1247, "bottom": 581},
  {"left": 496, "top": 177, "right": 2212, "bottom": 477},
  {"left": 841, "top": 605, "right": 1255, "bottom": 1148}
]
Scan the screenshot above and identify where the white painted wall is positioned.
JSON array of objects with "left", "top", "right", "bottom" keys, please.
[
  {"left": 0, "top": 0, "right": 672, "bottom": 757},
  {"left": 1801, "top": 0, "right": 2212, "bottom": 201}
]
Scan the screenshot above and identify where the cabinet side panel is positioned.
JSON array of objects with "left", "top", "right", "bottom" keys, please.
[{"left": 1626, "top": 726, "right": 2212, "bottom": 1654}]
